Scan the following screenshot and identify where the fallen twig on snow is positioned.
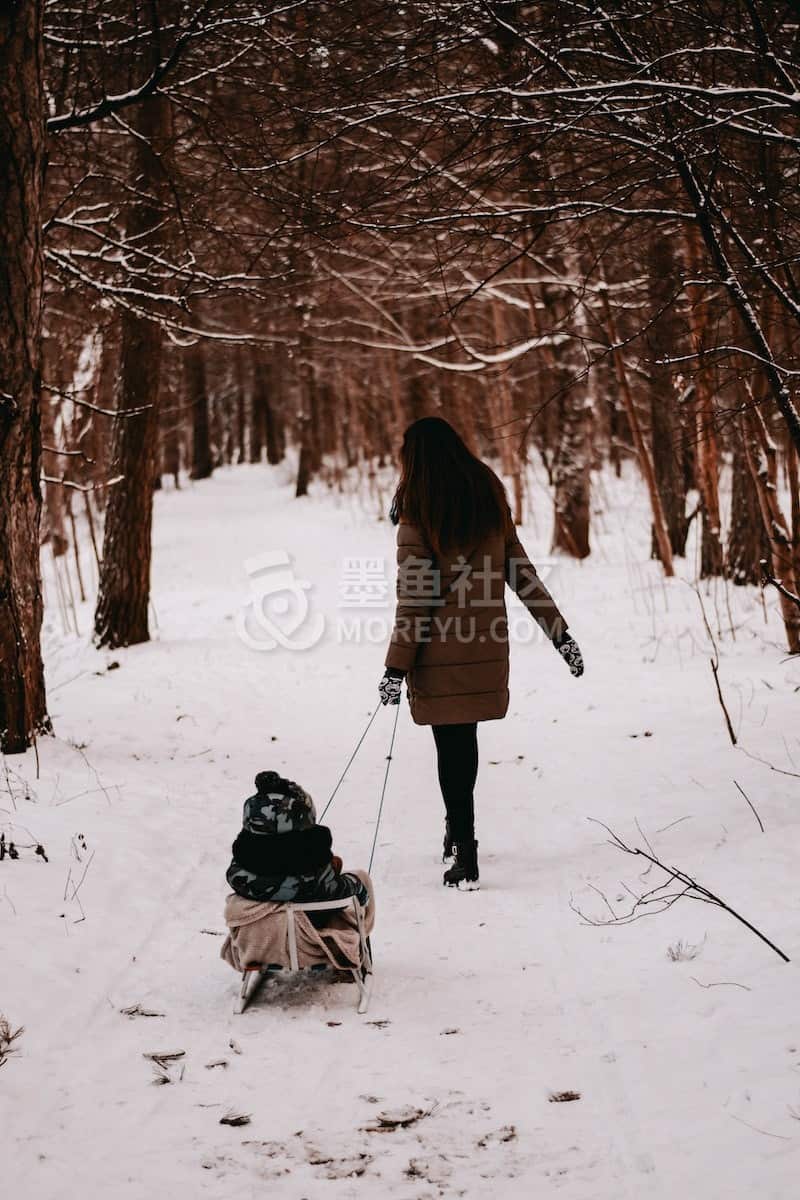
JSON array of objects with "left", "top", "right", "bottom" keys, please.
[
  {"left": 690, "top": 977, "right": 752, "bottom": 992},
  {"left": 729, "top": 1113, "right": 792, "bottom": 1141},
  {"left": 692, "top": 584, "right": 738, "bottom": 744},
  {"left": 120, "top": 1004, "right": 165, "bottom": 1019},
  {"left": 363, "top": 1104, "right": 437, "bottom": 1132},
  {"left": 63, "top": 849, "right": 96, "bottom": 922},
  {"left": 733, "top": 780, "right": 764, "bottom": 833},
  {"left": 573, "top": 820, "right": 790, "bottom": 963},
  {"left": 143, "top": 1050, "right": 185, "bottom": 1065},
  {"left": 710, "top": 656, "right": 737, "bottom": 745},
  {"left": 68, "top": 742, "right": 120, "bottom": 805},
  {"left": 0, "top": 1017, "right": 23, "bottom": 1067},
  {"left": 144, "top": 1050, "right": 185, "bottom": 1084},
  {"left": 737, "top": 745, "right": 800, "bottom": 781},
  {"left": 655, "top": 815, "right": 693, "bottom": 834},
  {"left": 56, "top": 786, "right": 114, "bottom": 807},
  {"left": 220, "top": 1111, "right": 251, "bottom": 1126}
]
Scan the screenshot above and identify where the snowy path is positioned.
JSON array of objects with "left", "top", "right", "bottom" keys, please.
[{"left": 2, "top": 464, "right": 800, "bottom": 1199}]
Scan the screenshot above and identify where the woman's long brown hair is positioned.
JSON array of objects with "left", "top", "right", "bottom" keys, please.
[{"left": 390, "top": 417, "right": 511, "bottom": 558}]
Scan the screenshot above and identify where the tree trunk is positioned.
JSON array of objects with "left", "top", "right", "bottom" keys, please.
[
  {"left": 491, "top": 298, "right": 524, "bottom": 523},
  {"left": 187, "top": 342, "right": 213, "bottom": 481},
  {"left": 217, "top": 360, "right": 233, "bottom": 466},
  {"left": 158, "top": 342, "right": 181, "bottom": 488},
  {"left": 91, "top": 322, "right": 121, "bottom": 511},
  {"left": 254, "top": 354, "right": 284, "bottom": 466},
  {"left": 551, "top": 393, "right": 592, "bottom": 559},
  {"left": 598, "top": 283, "right": 674, "bottom": 576},
  {"left": 530, "top": 279, "right": 591, "bottom": 558},
  {"left": 94, "top": 93, "right": 171, "bottom": 649},
  {"left": 295, "top": 321, "right": 318, "bottom": 497},
  {"left": 0, "top": 0, "right": 49, "bottom": 752},
  {"left": 235, "top": 346, "right": 247, "bottom": 465},
  {"left": 249, "top": 377, "right": 264, "bottom": 464},
  {"left": 788, "top": 438, "right": 800, "bottom": 582},
  {"left": 741, "top": 409, "right": 800, "bottom": 653},
  {"left": 295, "top": 420, "right": 313, "bottom": 497},
  {"left": 93, "top": 313, "right": 162, "bottom": 646},
  {"left": 161, "top": 389, "right": 182, "bottom": 489},
  {"left": 727, "top": 426, "right": 766, "bottom": 586},
  {"left": 697, "top": 427, "right": 724, "bottom": 577},
  {"left": 671, "top": 143, "right": 800, "bottom": 457},
  {"left": 685, "top": 225, "right": 724, "bottom": 577},
  {"left": 647, "top": 239, "right": 689, "bottom": 557},
  {"left": 39, "top": 360, "right": 68, "bottom": 557},
  {"left": 162, "top": 416, "right": 181, "bottom": 488}
]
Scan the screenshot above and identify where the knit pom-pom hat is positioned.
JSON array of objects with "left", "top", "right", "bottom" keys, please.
[{"left": 241, "top": 771, "right": 317, "bottom": 835}]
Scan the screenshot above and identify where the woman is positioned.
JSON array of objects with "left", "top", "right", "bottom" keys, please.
[{"left": 378, "top": 417, "right": 583, "bottom": 890}]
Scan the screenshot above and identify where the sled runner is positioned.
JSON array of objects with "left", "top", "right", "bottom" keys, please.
[{"left": 235, "top": 894, "right": 374, "bottom": 1015}]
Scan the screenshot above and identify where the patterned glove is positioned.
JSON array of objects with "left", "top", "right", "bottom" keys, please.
[
  {"left": 554, "top": 631, "right": 584, "bottom": 678},
  {"left": 378, "top": 670, "right": 403, "bottom": 705}
]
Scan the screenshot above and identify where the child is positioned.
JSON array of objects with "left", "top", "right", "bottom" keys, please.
[{"left": 226, "top": 770, "right": 370, "bottom": 912}]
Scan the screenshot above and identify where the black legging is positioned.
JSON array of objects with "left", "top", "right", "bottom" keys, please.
[{"left": 432, "top": 722, "right": 479, "bottom": 843}]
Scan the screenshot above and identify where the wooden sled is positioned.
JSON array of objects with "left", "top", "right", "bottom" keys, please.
[{"left": 235, "top": 895, "right": 373, "bottom": 1016}]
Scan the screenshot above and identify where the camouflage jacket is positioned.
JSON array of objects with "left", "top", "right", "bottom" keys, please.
[{"left": 226, "top": 857, "right": 368, "bottom": 906}]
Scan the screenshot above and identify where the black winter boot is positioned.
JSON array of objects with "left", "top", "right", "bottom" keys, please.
[{"left": 443, "top": 840, "right": 479, "bottom": 890}]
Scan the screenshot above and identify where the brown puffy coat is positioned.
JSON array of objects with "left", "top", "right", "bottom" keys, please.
[{"left": 384, "top": 520, "right": 568, "bottom": 725}]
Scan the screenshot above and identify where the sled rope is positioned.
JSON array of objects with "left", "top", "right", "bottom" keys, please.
[
  {"left": 368, "top": 701, "right": 400, "bottom": 872},
  {"left": 320, "top": 703, "right": 381, "bottom": 819}
]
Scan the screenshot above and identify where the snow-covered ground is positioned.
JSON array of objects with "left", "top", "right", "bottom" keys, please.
[{"left": 2, "top": 463, "right": 799, "bottom": 1199}]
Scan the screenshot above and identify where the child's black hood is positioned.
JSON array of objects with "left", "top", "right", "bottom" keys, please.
[{"left": 231, "top": 825, "right": 333, "bottom": 878}]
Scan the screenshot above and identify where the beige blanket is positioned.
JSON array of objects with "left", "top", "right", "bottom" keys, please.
[{"left": 220, "top": 870, "right": 375, "bottom": 972}]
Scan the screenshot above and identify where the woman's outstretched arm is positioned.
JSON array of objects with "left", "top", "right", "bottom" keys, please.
[
  {"left": 504, "top": 528, "right": 568, "bottom": 642},
  {"left": 504, "top": 529, "right": 584, "bottom": 677}
]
